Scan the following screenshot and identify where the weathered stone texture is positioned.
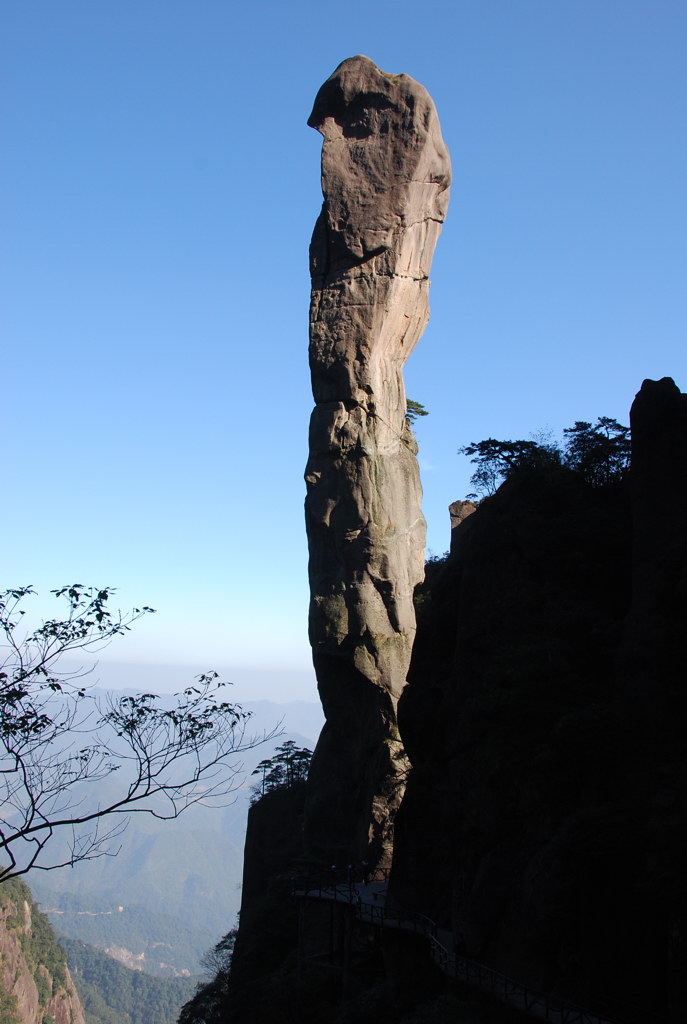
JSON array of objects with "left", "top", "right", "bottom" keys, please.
[
  {"left": 304, "top": 55, "right": 450, "bottom": 865},
  {"left": 448, "top": 499, "right": 478, "bottom": 552},
  {"left": 0, "top": 891, "right": 86, "bottom": 1024}
]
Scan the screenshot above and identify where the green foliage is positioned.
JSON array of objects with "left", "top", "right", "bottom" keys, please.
[
  {"left": 60, "top": 936, "right": 195, "bottom": 1024},
  {"left": 30, "top": 888, "right": 212, "bottom": 979},
  {"left": 405, "top": 399, "right": 428, "bottom": 426},
  {"left": 0, "top": 876, "right": 68, "bottom": 1009},
  {"left": 199, "top": 928, "right": 237, "bottom": 978},
  {"left": 250, "top": 741, "right": 312, "bottom": 803},
  {"left": 458, "top": 416, "right": 630, "bottom": 496},
  {"left": 458, "top": 437, "right": 560, "bottom": 495},
  {"left": 562, "top": 417, "right": 631, "bottom": 486},
  {"left": 34, "top": 970, "right": 51, "bottom": 1007},
  {"left": 179, "top": 929, "right": 237, "bottom": 1024},
  {"left": 0, "top": 982, "right": 19, "bottom": 1024},
  {"left": 0, "top": 585, "right": 271, "bottom": 882}
]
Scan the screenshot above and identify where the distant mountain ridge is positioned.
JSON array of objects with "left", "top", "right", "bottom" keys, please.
[
  {"left": 58, "top": 936, "right": 195, "bottom": 1024},
  {"left": 27, "top": 888, "right": 211, "bottom": 979},
  {"left": 64, "top": 661, "right": 320, "bottom": 708},
  {"left": 28, "top": 699, "right": 322, "bottom": 976}
]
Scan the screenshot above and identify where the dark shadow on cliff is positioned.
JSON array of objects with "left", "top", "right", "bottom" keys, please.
[
  {"left": 187, "top": 379, "right": 687, "bottom": 1024},
  {"left": 394, "top": 378, "right": 687, "bottom": 1023}
]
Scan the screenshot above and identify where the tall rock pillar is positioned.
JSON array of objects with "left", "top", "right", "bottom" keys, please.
[{"left": 304, "top": 56, "right": 450, "bottom": 866}]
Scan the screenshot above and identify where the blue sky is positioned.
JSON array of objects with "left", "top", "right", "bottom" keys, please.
[{"left": 3, "top": 1, "right": 686, "bottom": 700}]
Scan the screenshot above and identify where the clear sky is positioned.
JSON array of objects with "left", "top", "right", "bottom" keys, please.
[{"left": 3, "top": 1, "right": 686, "bottom": 700}]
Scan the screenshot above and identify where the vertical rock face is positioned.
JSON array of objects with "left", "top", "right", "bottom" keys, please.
[
  {"left": 393, "top": 379, "right": 687, "bottom": 1019},
  {"left": 0, "top": 879, "right": 87, "bottom": 1024},
  {"left": 621, "top": 376, "right": 687, "bottom": 700},
  {"left": 304, "top": 55, "right": 450, "bottom": 865}
]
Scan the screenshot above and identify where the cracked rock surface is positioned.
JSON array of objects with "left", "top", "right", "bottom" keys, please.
[{"left": 303, "top": 55, "right": 450, "bottom": 866}]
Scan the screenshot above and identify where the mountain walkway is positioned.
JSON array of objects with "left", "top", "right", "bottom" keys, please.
[{"left": 292, "top": 870, "right": 631, "bottom": 1024}]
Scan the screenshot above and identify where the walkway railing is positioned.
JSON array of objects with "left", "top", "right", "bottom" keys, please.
[{"left": 292, "top": 872, "right": 628, "bottom": 1024}]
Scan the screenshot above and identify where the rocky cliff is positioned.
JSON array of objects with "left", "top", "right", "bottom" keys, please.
[
  {"left": 0, "top": 876, "right": 86, "bottom": 1024},
  {"left": 188, "top": 51, "right": 687, "bottom": 1024},
  {"left": 304, "top": 54, "right": 450, "bottom": 867},
  {"left": 210, "top": 378, "right": 687, "bottom": 1024},
  {"left": 393, "top": 376, "right": 687, "bottom": 1022}
]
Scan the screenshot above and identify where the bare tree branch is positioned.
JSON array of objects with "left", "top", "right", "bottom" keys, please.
[{"left": 0, "top": 586, "right": 276, "bottom": 883}]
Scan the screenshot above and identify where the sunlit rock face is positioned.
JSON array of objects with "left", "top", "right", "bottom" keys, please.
[{"left": 304, "top": 55, "right": 450, "bottom": 866}]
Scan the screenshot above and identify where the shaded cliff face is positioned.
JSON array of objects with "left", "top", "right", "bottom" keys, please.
[
  {"left": 304, "top": 55, "right": 450, "bottom": 867},
  {"left": 0, "top": 877, "right": 86, "bottom": 1024},
  {"left": 621, "top": 376, "right": 687, "bottom": 704},
  {"left": 219, "top": 786, "right": 306, "bottom": 1024},
  {"left": 393, "top": 377, "right": 687, "bottom": 1021}
]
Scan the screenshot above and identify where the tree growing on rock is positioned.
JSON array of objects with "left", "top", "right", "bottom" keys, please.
[
  {"left": 0, "top": 585, "right": 273, "bottom": 882},
  {"left": 563, "top": 417, "right": 631, "bottom": 486},
  {"left": 459, "top": 416, "right": 631, "bottom": 497},
  {"left": 457, "top": 438, "right": 560, "bottom": 496},
  {"left": 250, "top": 740, "right": 312, "bottom": 802},
  {"left": 406, "top": 399, "right": 429, "bottom": 426}
]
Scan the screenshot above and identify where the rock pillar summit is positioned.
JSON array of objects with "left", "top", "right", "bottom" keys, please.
[{"left": 304, "top": 56, "right": 450, "bottom": 866}]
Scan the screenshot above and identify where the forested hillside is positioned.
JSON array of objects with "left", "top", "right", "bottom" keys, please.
[
  {"left": 60, "top": 937, "right": 195, "bottom": 1024},
  {"left": 30, "top": 888, "right": 211, "bottom": 979},
  {"left": 0, "top": 875, "right": 85, "bottom": 1024},
  {"left": 0, "top": 874, "right": 196, "bottom": 1024}
]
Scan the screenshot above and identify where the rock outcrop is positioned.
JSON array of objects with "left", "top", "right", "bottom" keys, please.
[
  {"left": 304, "top": 55, "right": 450, "bottom": 866},
  {"left": 0, "top": 876, "right": 86, "bottom": 1024},
  {"left": 448, "top": 498, "right": 477, "bottom": 552}
]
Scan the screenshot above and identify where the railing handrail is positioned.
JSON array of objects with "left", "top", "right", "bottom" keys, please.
[{"left": 292, "top": 874, "right": 630, "bottom": 1024}]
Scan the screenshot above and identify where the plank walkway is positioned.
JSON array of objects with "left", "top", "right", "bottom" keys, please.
[{"left": 293, "top": 873, "right": 630, "bottom": 1024}]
